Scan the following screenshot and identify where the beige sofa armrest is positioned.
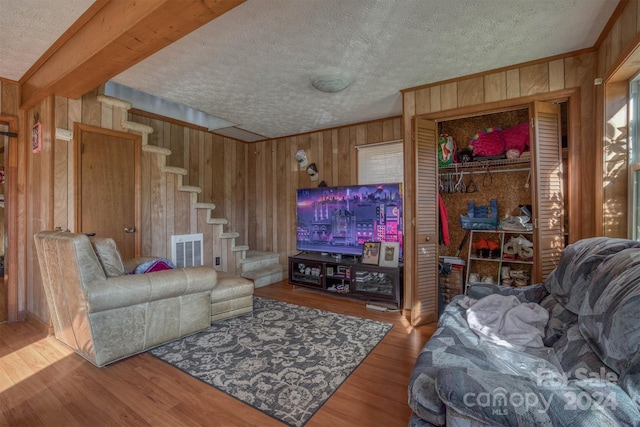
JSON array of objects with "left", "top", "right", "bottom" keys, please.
[{"left": 84, "top": 266, "right": 217, "bottom": 313}]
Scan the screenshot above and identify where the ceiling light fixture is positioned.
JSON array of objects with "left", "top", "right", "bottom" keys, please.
[{"left": 311, "top": 75, "right": 351, "bottom": 93}]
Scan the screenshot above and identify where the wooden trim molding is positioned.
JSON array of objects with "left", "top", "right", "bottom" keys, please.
[{"left": 26, "top": 312, "right": 53, "bottom": 336}]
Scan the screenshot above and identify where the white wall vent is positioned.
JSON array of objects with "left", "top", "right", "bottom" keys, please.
[{"left": 171, "top": 233, "right": 204, "bottom": 268}]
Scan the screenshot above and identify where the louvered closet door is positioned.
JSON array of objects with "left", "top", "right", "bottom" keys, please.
[
  {"left": 411, "top": 118, "right": 439, "bottom": 326},
  {"left": 531, "top": 101, "right": 565, "bottom": 281}
]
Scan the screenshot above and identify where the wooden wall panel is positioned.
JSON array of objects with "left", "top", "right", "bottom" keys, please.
[
  {"left": 366, "top": 121, "right": 382, "bottom": 144},
  {"left": 150, "top": 154, "right": 168, "bottom": 256},
  {"left": 140, "top": 146, "right": 152, "bottom": 256},
  {"left": 129, "top": 111, "right": 249, "bottom": 251},
  {"left": 506, "top": 69, "right": 521, "bottom": 99},
  {"left": 24, "top": 95, "right": 56, "bottom": 322},
  {"left": 264, "top": 139, "right": 275, "bottom": 252},
  {"left": 610, "top": 17, "right": 623, "bottom": 65},
  {"left": 458, "top": 77, "right": 484, "bottom": 107},
  {"left": 597, "top": 0, "right": 640, "bottom": 238},
  {"left": 484, "top": 72, "right": 507, "bottom": 103},
  {"left": 81, "top": 89, "right": 101, "bottom": 127},
  {"left": 620, "top": 0, "right": 637, "bottom": 49},
  {"left": 430, "top": 86, "right": 442, "bottom": 112},
  {"left": 246, "top": 117, "right": 403, "bottom": 272},
  {"left": 1, "top": 82, "right": 19, "bottom": 116},
  {"left": 548, "top": 59, "right": 565, "bottom": 92},
  {"left": 441, "top": 82, "right": 458, "bottom": 111},
  {"left": 53, "top": 96, "right": 70, "bottom": 232},
  {"left": 275, "top": 138, "right": 289, "bottom": 266},
  {"left": 414, "top": 87, "right": 430, "bottom": 114},
  {"left": 211, "top": 134, "right": 226, "bottom": 217},
  {"left": 520, "top": 63, "right": 550, "bottom": 96}
]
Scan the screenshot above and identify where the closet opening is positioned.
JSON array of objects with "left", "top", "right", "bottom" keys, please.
[{"left": 435, "top": 103, "right": 568, "bottom": 304}]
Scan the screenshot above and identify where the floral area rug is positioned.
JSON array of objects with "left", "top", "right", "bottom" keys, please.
[{"left": 149, "top": 297, "right": 393, "bottom": 427}]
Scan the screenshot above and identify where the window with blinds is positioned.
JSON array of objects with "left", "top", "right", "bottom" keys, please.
[{"left": 357, "top": 141, "right": 404, "bottom": 185}]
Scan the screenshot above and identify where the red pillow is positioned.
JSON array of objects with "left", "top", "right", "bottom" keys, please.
[
  {"left": 503, "top": 122, "right": 530, "bottom": 154},
  {"left": 469, "top": 127, "right": 505, "bottom": 157},
  {"left": 133, "top": 258, "right": 176, "bottom": 274}
]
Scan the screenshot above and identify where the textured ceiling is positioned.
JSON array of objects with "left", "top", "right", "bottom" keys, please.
[{"left": 1, "top": 0, "right": 619, "bottom": 141}]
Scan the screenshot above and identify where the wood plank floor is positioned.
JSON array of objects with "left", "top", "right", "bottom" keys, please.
[{"left": 0, "top": 281, "right": 436, "bottom": 427}]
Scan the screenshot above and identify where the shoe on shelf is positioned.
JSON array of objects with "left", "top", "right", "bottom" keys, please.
[
  {"left": 500, "top": 216, "right": 533, "bottom": 231},
  {"left": 514, "top": 278, "right": 528, "bottom": 287},
  {"left": 510, "top": 270, "right": 528, "bottom": 280},
  {"left": 503, "top": 239, "right": 519, "bottom": 256},
  {"left": 502, "top": 278, "right": 514, "bottom": 286},
  {"left": 518, "top": 245, "right": 534, "bottom": 260},
  {"left": 487, "top": 240, "right": 500, "bottom": 258}
]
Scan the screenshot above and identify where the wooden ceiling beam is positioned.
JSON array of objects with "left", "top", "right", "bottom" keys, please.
[{"left": 20, "top": 0, "right": 245, "bottom": 110}]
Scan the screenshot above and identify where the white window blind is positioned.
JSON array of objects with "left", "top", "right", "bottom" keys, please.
[{"left": 357, "top": 141, "right": 404, "bottom": 185}]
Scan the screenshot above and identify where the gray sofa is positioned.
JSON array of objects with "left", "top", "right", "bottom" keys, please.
[
  {"left": 34, "top": 231, "right": 254, "bottom": 367},
  {"left": 408, "top": 237, "right": 640, "bottom": 426}
]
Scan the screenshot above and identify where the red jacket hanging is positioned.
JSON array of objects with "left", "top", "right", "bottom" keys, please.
[{"left": 438, "top": 193, "right": 450, "bottom": 246}]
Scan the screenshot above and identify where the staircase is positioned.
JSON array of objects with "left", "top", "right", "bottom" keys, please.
[
  {"left": 240, "top": 250, "right": 285, "bottom": 288},
  {"left": 98, "top": 94, "right": 285, "bottom": 286}
]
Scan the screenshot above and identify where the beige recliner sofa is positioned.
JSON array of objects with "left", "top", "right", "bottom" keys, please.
[{"left": 34, "top": 231, "right": 254, "bottom": 367}]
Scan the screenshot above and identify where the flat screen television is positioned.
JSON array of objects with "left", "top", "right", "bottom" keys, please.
[{"left": 296, "top": 183, "right": 403, "bottom": 259}]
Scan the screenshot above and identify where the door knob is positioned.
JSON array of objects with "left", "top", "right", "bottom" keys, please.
[
  {"left": 425, "top": 236, "right": 430, "bottom": 242},
  {"left": 124, "top": 227, "right": 136, "bottom": 233}
]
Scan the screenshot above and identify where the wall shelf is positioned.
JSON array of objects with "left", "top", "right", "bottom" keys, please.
[
  {"left": 439, "top": 156, "right": 530, "bottom": 170},
  {"left": 465, "top": 230, "right": 534, "bottom": 294}
]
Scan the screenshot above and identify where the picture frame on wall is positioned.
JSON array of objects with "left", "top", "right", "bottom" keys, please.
[
  {"left": 361, "top": 241, "right": 381, "bottom": 265},
  {"left": 379, "top": 242, "right": 399, "bottom": 267},
  {"left": 32, "top": 121, "right": 42, "bottom": 153}
]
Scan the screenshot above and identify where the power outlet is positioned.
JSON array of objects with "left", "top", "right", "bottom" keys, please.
[{"left": 215, "top": 256, "right": 220, "bottom": 266}]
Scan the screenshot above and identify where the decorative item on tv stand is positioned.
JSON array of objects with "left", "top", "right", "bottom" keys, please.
[{"left": 464, "top": 205, "right": 534, "bottom": 294}]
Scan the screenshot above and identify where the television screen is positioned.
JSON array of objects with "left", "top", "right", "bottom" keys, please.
[{"left": 296, "top": 183, "right": 403, "bottom": 258}]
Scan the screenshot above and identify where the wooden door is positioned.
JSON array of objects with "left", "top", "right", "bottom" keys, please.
[
  {"left": 411, "top": 118, "right": 439, "bottom": 326},
  {"left": 75, "top": 124, "right": 140, "bottom": 260},
  {"left": 530, "top": 101, "right": 565, "bottom": 280}
]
